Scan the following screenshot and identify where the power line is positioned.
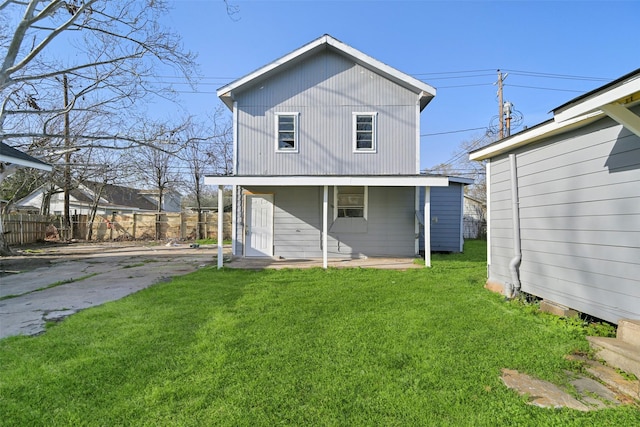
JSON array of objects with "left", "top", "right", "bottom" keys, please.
[
  {"left": 411, "top": 69, "right": 496, "bottom": 76},
  {"left": 505, "top": 84, "right": 584, "bottom": 93},
  {"left": 421, "top": 127, "right": 487, "bottom": 137},
  {"left": 435, "top": 83, "right": 494, "bottom": 89},
  {"left": 418, "top": 73, "right": 495, "bottom": 80},
  {"left": 501, "top": 69, "right": 610, "bottom": 81}
]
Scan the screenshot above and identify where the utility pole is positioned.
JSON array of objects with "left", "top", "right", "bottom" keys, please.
[
  {"left": 63, "top": 74, "right": 71, "bottom": 240},
  {"left": 497, "top": 70, "right": 505, "bottom": 139}
]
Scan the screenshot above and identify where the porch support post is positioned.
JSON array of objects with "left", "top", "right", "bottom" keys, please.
[
  {"left": 217, "top": 185, "right": 224, "bottom": 269},
  {"left": 423, "top": 186, "right": 431, "bottom": 268},
  {"left": 322, "top": 185, "right": 328, "bottom": 269},
  {"left": 231, "top": 185, "right": 237, "bottom": 256},
  {"left": 414, "top": 187, "right": 420, "bottom": 255}
]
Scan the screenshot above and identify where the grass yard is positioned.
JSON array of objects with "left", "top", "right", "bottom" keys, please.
[{"left": 0, "top": 241, "right": 638, "bottom": 425}]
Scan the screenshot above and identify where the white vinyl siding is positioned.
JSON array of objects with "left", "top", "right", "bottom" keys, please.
[
  {"left": 235, "top": 51, "right": 418, "bottom": 175},
  {"left": 239, "top": 186, "right": 415, "bottom": 258},
  {"left": 486, "top": 116, "right": 640, "bottom": 324}
]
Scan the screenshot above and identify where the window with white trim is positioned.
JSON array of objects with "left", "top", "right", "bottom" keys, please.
[
  {"left": 275, "top": 112, "right": 299, "bottom": 152},
  {"left": 335, "top": 186, "right": 368, "bottom": 218},
  {"left": 353, "top": 112, "right": 377, "bottom": 152}
]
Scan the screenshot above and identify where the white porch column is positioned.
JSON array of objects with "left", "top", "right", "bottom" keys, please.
[
  {"left": 414, "top": 187, "right": 420, "bottom": 255},
  {"left": 217, "top": 185, "right": 224, "bottom": 269},
  {"left": 423, "top": 186, "right": 431, "bottom": 268},
  {"left": 323, "top": 185, "right": 328, "bottom": 269},
  {"left": 231, "top": 185, "right": 237, "bottom": 256}
]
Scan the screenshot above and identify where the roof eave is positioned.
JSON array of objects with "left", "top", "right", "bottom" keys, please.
[
  {"left": 0, "top": 155, "right": 53, "bottom": 172},
  {"left": 469, "top": 111, "right": 603, "bottom": 161},
  {"left": 553, "top": 70, "right": 640, "bottom": 123}
]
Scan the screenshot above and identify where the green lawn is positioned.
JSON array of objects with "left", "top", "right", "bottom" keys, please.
[{"left": 1, "top": 241, "right": 638, "bottom": 426}]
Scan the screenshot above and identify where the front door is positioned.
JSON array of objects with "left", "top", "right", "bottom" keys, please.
[{"left": 245, "top": 194, "right": 274, "bottom": 257}]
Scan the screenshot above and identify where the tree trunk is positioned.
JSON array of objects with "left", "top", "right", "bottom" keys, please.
[
  {"left": 195, "top": 180, "right": 203, "bottom": 240},
  {"left": 0, "top": 215, "right": 13, "bottom": 256}
]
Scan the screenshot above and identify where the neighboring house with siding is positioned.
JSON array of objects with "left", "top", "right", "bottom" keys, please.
[
  {"left": 15, "top": 181, "right": 182, "bottom": 215},
  {"left": 205, "top": 34, "right": 469, "bottom": 268},
  {"left": 463, "top": 195, "right": 486, "bottom": 239},
  {"left": 470, "top": 68, "right": 640, "bottom": 324}
]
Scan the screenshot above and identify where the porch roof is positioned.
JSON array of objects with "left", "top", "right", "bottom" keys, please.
[{"left": 204, "top": 175, "right": 467, "bottom": 187}]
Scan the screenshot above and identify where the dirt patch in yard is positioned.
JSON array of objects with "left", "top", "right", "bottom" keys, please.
[{"left": 0, "top": 242, "right": 67, "bottom": 276}]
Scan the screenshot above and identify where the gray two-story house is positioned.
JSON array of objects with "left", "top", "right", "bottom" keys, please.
[{"left": 205, "top": 35, "right": 469, "bottom": 268}]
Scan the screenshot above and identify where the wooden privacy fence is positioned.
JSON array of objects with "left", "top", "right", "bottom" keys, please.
[
  {"left": 1, "top": 214, "right": 50, "bottom": 245},
  {"left": 1, "top": 212, "right": 232, "bottom": 245},
  {"left": 76, "top": 212, "right": 232, "bottom": 242}
]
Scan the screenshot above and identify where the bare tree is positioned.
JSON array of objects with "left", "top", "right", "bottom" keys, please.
[
  {"left": 426, "top": 133, "right": 491, "bottom": 203},
  {"left": 179, "top": 108, "right": 232, "bottom": 239},
  {"left": 0, "top": 0, "right": 197, "bottom": 250},
  {"left": 1, "top": 1, "right": 196, "bottom": 139}
]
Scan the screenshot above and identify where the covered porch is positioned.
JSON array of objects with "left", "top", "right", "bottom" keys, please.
[{"left": 204, "top": 175, "right": 451, "bottom": 269}]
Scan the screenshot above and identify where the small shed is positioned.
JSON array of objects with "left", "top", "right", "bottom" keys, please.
[{"left": 419, "top": 177, "right": 473, "bottom": 253}]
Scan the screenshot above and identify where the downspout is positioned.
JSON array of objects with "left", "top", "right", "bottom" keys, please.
[{"left": 506, "top": 153, "right": 522, "bottom": 298}]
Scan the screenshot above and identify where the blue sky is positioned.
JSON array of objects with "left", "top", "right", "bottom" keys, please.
[{"left": 159, "top": 0, "right": 639, "bottom": 171}]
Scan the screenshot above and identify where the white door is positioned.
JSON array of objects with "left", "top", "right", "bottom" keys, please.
[{"left": 245, "top": 194, "right": 274, "bottom": 257}]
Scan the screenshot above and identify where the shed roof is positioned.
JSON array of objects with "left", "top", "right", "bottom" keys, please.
[
  {"left": 470, "top": 68, "right": 640, "bottom": 161},
  {"left": 217, "top": 34, "right": 436, "bottom": 111}
]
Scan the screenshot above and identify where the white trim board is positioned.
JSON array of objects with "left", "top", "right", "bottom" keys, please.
[{"left": 204, "top": 175, "right": 452, "bottom": 187}]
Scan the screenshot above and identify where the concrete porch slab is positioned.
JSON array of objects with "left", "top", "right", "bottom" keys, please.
[{"left": 224, "top": 256, "right": 423, "bottom": 270}]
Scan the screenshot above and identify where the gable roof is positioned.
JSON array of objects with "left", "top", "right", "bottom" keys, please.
[
  {"left": 217, "top": 34, "right": 436, "bottom": 111},
  {"left": 470, "top": 68, "right": 640, "bottom": 161},
  {"left": 78, "top": 181, "right": 159, "bottom": 211},
  {"left": 0, "top": 142, "right": 52, "bottom": 172}
]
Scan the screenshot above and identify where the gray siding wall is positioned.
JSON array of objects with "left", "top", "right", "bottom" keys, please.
[
  {"left": 235, "top": 51, "right": 419, "bottom": 175},
  {"left": 419, "top": 184, "right": 464, "bottom": 252},
  {"left": 488, "top": 113, "right": 640, "bottom": 324},
  {"left": 237, "top": 186, "right": 416, "bottom": 259}
]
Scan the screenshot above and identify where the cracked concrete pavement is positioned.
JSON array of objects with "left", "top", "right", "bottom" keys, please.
[{"left": 0, "top": 243, "right": 223, "bottom": 339}]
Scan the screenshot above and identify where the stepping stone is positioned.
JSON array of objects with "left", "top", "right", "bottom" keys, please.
[{"left": 501, "top": 369, "right": 590, "bottom": 411}]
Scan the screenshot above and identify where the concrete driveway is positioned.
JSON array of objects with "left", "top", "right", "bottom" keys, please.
[
  {"left": 1, "top": 242, "right": 420, "bottom": 340},
  {"left": 0, "top": 243, "right": 222, "bottom": 339}
]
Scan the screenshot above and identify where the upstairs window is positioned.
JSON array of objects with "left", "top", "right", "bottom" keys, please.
[
  {"left": 335, "top": 186, "right": 367, "bottom": 218},
  {"left": 275, "top": 112, "right": 299, "bottom": 153},
  {"left": 353, "top": 112, "right": 377, "bottom": 152}
]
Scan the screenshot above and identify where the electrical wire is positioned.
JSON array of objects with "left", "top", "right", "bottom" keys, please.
[
  {"left": 504, "top": 84, "right": 584, "bottom": 93},
  {"left": 421, "top": 127, "right": 487, "bottom": 137}
]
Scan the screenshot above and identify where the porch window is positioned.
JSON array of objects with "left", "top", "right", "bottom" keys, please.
[
  {"left": 335, "top": 186, "right": 367, "bottom": 219},
  {"left": 353, "top": 112, "right": 377, "bottom": 152},
  {"left": 275, "top": 112, "right": 299, "bottom": 152}
]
